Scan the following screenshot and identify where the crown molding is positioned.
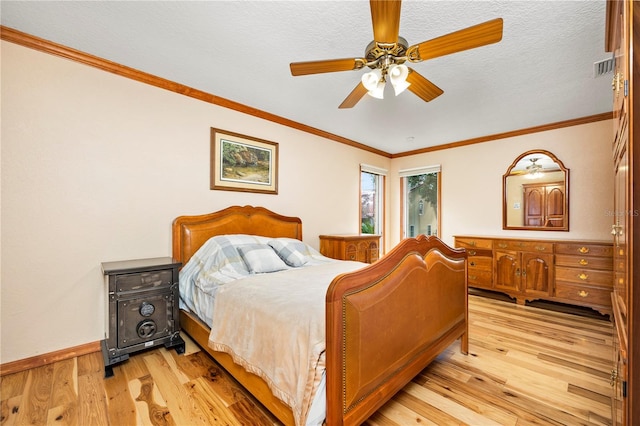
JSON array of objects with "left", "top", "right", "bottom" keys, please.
[{"left": 391, "top": 112, "right": 613, "bottom": 158}]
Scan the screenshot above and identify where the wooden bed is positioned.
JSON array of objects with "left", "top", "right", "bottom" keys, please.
[{"left": 172, "top": 205, "right": 468, "bottom": 425}]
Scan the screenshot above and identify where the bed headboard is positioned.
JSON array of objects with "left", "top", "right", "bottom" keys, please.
[{"left": 172, "top": 205, "right": 303, "bottom": 264}]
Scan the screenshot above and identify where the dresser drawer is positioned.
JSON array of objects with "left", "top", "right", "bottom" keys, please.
[
  {"left": 468, "top": 256, "right": 492, "bottom": 271},
  {"left": 344, "top": 243, "right": 359, "bottom": 261},
  {"left": 465, "top": 248, "right": 492, "bottom": 257},
  {"left": 555, "top": 243, "right": 613, "bottom": 257},
  {"left": 455, "top": 237, "right": 493, "bottom": 250},
  {"left": 494, "top": 240, "right": 553, "bottom": 253},
  {"left": 555, "top": 254, "right": 613, "bottom": 271},
  {"left": 555, "top": 281, "right": 611, "bottom": 306},
  {"left": 468, "top": 269, "right": 493, "bottom": 288},
  {"left": 368, "top": 246, "right": 379, "bottom": 262},
  {"left": 114, "top": 269, "right": 174, "bottom": 294},
  {"left": 555, "top": 267, "right": 612, "bottom": 287}
]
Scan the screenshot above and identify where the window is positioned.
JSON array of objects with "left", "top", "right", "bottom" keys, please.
[
  {"left": 360, "top": 164, "right": 386, "bottom": 237},
  {"left": 400, "top": 165, "right": 441, "bottom": 238}
]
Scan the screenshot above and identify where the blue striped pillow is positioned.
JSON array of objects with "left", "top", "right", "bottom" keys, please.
[
  {"left": 238, "top": 244, "right": 289, "bottom": 273},
  {"left": 268, "top": 238, "right": 310, "bottom": 267}
]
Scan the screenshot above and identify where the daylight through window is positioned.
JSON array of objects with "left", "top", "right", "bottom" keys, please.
[
  {"left": 400, "top": 165, "right": 441, "bottom": 238},
  {"left": 360, "top": 164, "right": 386, "bottom": 238}
]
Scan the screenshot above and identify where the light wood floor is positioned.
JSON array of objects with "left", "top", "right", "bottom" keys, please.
[{"left": 1, "top": 294, "right": 614, "bottom": 425}]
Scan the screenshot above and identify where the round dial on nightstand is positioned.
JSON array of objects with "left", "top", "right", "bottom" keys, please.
[{"left": 139, "top": 302, "right": 155, "bottom": 317}]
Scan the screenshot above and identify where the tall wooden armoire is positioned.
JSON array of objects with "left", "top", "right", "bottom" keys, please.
[
  {"left": 522, "top": 182, "right": 566, "bottom": 228},
  {"left": 606, "top": 1, "right": 638, "bottom": 424}
]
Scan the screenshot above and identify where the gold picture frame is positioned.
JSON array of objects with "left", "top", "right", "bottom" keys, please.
[{"left": 210, "top": 128, "right": 278, "bottom": 194}]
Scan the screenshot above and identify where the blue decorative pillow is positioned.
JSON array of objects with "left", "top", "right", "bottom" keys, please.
[
  {"left": 238, "top": 244, "right": 289, "bottom": 273},
  {"left": 268, "top": 238, "right": 310, "bottom": 267}
]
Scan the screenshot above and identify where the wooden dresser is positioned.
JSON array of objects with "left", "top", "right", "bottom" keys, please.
[
  {"left": 319, "top": 234, "right": 380, "bottom": 263},
  {"left": 455, "top": 236, "right": 613, "bottom": 315}
]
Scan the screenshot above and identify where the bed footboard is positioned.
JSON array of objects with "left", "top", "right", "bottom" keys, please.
[{"left": 325, "top": 235, "right": 468, "bottom": 426}]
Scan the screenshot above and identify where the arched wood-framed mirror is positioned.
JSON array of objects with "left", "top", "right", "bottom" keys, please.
[{"left": 503, "top": 150, "right": 569, "bottom": 231}]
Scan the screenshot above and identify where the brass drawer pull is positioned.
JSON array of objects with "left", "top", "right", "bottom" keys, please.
[
  {"left": 498, "top": 243, "right": 507, "bottom": 249},
  {"left": 578, "top": 273, "right": 588, "bottom": 280},
  {"left": 578, "top": 246, "right": 590, "bottom": 254},
  {"left": 579, "top": 259, "right": 588, "bottom": 266},
  {"left": 469, "top": 241, "right": 476, "bottom": 247},
  {"left": 468, "top": 250, "right": 477, "bottom": 256},
  {"left": 578, "top": 290, "right": 589, "bottom": 298},
  {"left": 535, "top": 246, "right": 547, "bottom": 251},
  {"left": 469, "top": 275, "right": 477, "bottom": 280}
]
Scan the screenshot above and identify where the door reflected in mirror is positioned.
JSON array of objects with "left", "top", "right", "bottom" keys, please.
[{"left": 503, "top": 150, "right": 569, "bottom": 231}]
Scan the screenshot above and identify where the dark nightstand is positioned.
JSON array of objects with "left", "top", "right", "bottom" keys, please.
[{"left": 101, "top": 257, "right": 185, "bottom": 377}]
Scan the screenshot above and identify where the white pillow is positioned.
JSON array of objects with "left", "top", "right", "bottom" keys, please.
[
  {"left": 238, "top": 244, "right": 289, "bottom": 273},
  {"left": 268, "top": 238, "right": 310, "bottom": 267}
]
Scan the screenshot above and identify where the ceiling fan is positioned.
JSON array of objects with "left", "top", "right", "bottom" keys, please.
[{"left": 289, "top": 0, "right": 503, "bottom": 109}]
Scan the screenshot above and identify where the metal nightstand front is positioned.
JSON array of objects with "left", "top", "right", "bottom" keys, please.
[{"left": 101, "top": 257, "right": 185, "bottom": 377}]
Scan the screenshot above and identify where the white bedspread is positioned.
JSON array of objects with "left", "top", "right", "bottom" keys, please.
[{"left": 207, "top": 261, "right": 364, "bottom": 426}]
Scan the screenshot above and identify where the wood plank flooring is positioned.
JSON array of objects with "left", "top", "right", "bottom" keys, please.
[{"left": 0, "top": 294, "right": 614, "bottom": 425}]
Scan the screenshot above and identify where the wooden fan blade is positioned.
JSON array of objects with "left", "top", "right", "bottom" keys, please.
[
  {"left": 339, "top": 82, "right": 368, "bottom": 109},
  {"left": 411, "top": 18, "right": 503, "bottom": 62},
  {"left": 370, "top": 0, "right": 402, "bottom": 43},
  {"left": 290, "top": 58, "right": 365, "bottom": 76},
  {"left": 406, "top": 68, "right": 443, "bottom": 102}
]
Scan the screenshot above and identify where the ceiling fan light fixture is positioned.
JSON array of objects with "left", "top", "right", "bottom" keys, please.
[
  {"left": 361, "top": 68, "right": 385, "bottom": 99},
  {"left": 389, "top": 64, "right": 410, "bottom": 96},
  {"left": 525, "top": 158, "right": 543, "bottom": 179}
]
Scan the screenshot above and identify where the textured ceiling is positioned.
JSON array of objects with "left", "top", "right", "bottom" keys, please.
[{"left": 1, "top": 1, "right": 612, "bottom": 155}]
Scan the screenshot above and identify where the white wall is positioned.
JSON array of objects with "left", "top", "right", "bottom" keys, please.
[
  {"left": 0, "top": 42, "right": 390, "bottom": 363},
  {"left": 1, "top": 40, "right": 614, "bottom": 365},
  {"left": 388, "top": 120, "right": 614, "bottom": 248}
]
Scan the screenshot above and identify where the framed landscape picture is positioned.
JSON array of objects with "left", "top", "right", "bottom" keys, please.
[{"left": 210, "top": 128, "right": 278, "bottom": 194}]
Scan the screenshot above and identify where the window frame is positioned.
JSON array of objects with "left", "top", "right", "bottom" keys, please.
[
  {"left": 399, "top": 165, "right": 442, "bottom": 239},
  {"left": 360, "top": 164, "right": 386, "bottom": 252}
]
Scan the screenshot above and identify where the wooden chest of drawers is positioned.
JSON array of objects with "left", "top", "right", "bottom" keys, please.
[
  {"left": 319, "top": 234, "right": 380, "bottom": 263},
  {"left": 553, "top": 242, "right": 613, "bottom": 314},
  {"left": 454, "top": 236, "right": 613, "bottom": 315},
  {"left": 455, "top": 237, "right": 493, "bottom": 289}
]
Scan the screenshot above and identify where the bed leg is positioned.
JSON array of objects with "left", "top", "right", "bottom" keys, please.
[{"left": 460, "top": 331, "right": 469, "bottom": 355}]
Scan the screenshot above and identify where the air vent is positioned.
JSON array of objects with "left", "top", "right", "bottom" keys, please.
[{"left": 593, "top": 57, "right": 615, "bottom": 77}]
